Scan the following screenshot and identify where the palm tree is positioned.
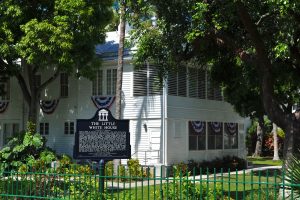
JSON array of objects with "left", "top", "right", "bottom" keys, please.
[
  {"left": 272, "top": 123, "right": 280, "bottom": 160},
  {"left": 114, "top": 0, "right": 126, "bottom": 174}
]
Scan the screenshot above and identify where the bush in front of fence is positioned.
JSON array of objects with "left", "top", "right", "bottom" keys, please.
[
  {"left": 0, "top": 122, "right": 58, "bottom": 173},
  {"left": 105, "top": 159, "right": 152, "bottom": 181},
  {"left": 169, "top": 156, "right": 247, "bottom": 177}
]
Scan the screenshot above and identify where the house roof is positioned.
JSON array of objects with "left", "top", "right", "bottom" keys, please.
[{"left": 95, "top": 31, "right": 133, "bottom": 61}]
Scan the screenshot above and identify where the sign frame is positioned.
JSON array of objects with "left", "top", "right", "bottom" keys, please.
[{"left": 73, "top": 108, "right": 131, "bottom": 160}]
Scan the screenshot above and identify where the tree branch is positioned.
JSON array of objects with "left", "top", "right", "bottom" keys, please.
[
  {"left": 255, "top": 12, "right": 271, "bottom": 26},
  {"left": 38, "top": 69, "right": 60, "bottom": 93},
  {"left": 16, "top": 72, "right": 31, "bottom": 105},
  {"left": 236, "top": 1, "right": 289, "bottom": 130}
]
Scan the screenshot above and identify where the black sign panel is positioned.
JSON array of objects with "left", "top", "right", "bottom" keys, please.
[{"left": 73, "top": 108, "right": 131, "bottom": 160}]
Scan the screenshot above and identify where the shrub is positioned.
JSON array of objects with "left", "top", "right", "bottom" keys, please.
[
  {"left": 170, "top": 156, "right": 247, "bottom": 176},
  {"left": 157, "top": 176, "right": 233, "bottom": 200},
  {"left": 169, "top": 162, "right": 189, "bottom": 177},
  {"left": 0, "top": 123, "right": 58, "bottom": 172},
  {"left": 127, "top": 159, "right": 143, "bottom": 177}
]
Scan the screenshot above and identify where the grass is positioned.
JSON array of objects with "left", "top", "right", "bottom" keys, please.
[
  {"left": 247, "top": 156, "right": 283, "bottom": 166},
  {"left": 0, "top": 168, "right": 286, "bottom": 200},
  {"left": 107, "top": 169, "right": 283, "bottom": 199}
]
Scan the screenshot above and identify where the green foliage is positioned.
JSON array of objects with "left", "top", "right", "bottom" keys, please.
[
  {"left": 0, "top": 130, "right": 57, "bottom": 172},
  {"left": 158, "top": 177, "right": 232, "bottom": 200},
  {"left": 0, "top": 0, "right": 113, "bottom": 76},
  {"left": 170, "top": 156, "right": 247, "bottom": 176},
  {"left": 285, "top": 151, "right": 300, "bottom": 198},
  {"left": 127, "top": 159, "right": 143, "bottom": 177},
  {"left": 129, "top": 1, "right": 300, "bottom": 158}
]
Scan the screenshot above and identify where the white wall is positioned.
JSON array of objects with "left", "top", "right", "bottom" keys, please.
[{"left": 166, "top": 95, "right": 249, "bottom": 164}]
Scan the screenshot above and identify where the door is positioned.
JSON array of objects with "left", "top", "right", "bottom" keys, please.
[{"left": 149, "top": 128, "right": 162, "bottom": 164}]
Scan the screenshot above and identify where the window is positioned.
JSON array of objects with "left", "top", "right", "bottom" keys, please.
[
  {"left": 92, "top": 70, "right": 103, "bottom": 96},
  {"left": 3, "top": 123, "right": 19, "bottom": 145},
  {"left": 0, "top": 77, "right": 10, "bottom": 101},
  {"left": 92, "top": 69, "right": 117, "bottom": 96},
  {"left": 64, "top": 122, "right": 75, "bottom": 134},
  {"left": 224, "top": 123, "right": 238, "bottom": 149},
  {"left": 133, "top": 64, "right": 162, "bottom": 96},
  {"left": 168, "top": 66, "right": 187, "bottom": 97},
  {"left": 60, "top": 73, "right": 68, "bottom": 97},
  {"left": 188, "top": 68, "right": 206, "bottom": 99},
  {"left": 208, "top": 122, "right": 223, "bottom": 150},
  {"left": 40, "top": 123, "right": 49, "bottom": 135},
  {"left": 107, "top": 69, "right": 117, "bottom": 95},
  {"left": 189, "top": 121, "right": 206, "bottom": 150},
  {"left": 168, "top": 68, "right": 223, "bottom": 100},
  {"left": 207, "top": 77, "right": 222, "bottom": 101}
]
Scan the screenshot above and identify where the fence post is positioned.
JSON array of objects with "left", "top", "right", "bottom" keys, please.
[{"left": 99, "top": 159, "right": 105, "bottom": 198}]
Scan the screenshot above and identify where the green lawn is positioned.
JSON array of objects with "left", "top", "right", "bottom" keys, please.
[
  {"left": 247, "top": 156, "right": 283, "bottom": 166},
  {"left": 108, "top": 170, "right": 282, "bottom": 200}
]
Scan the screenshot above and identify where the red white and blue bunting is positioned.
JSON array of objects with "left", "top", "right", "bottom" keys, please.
[
  {"left": 191, "top": 121, "right": 205, "bottom": 134},
  {"left": 209, "top": 122, "right": 222, "bottom": 133},
  {"left": 91, "top": 96, "right": 115, "bottom": 109},
  {"left": 0, "top": 101, "right": 9, "bottom": 113},
  {"left": 225, "top": 123, "right": 237, "bottom": 135},
  {"left": 40, "top": 99, "right": 59, "bottom": 114}
]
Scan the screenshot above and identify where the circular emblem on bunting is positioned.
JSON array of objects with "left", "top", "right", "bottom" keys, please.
[
  {"left": 0, "top": 101, "right": 9, "bottom": 113},
  {"left": 191, "top": 121, "right": 205, "bottom": 134},
  {"left": 91, "top": 96, "right": 115, "bottom": 109},
  {"left": 209, "top": 122, "right": 222, "bottom": 133},
  {"left": 225, "top": 123, "right": 237, "bottom": 135},
  {"left": 40, "top": 99, "right": 59, "bottom": 114}
]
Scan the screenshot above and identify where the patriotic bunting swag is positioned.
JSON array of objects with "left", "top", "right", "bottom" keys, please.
[
  {"left": 209, "top": 122, "right": 222, "bottom": 133},
  {"left": 191, "top": 121, "right": 205, "bottom": 134},
  {"left": 226, "top": 123, "right": 237, "bottom": 135},
  {"left": 40, "top": 100, "right": 59, "bottom": 114},
  {"left": 91, "top": 96, "right": 115, "bottom": 109},
  {"left": 0, "top": 101, "right": 9, "bottom": 113}
]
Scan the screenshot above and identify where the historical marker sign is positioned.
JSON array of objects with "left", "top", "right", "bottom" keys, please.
[{"left": 73, "top": 108, "right": 131, "bottom": 160}]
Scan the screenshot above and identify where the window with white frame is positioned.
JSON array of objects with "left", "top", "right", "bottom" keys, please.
[
  {"left": 168, "top": 67, "right": 222, "bottom": 100},
  {"left": 188, "top": 67, "right": 206, "bottom": 99},
  {"left": 39, "top": 123, "right": 49, "bottom": 135},
  {"left": 224, "top": 123, "right": 238, "bottom": 149},
  {"left": 133, "top": 64, "right": 162, "bottom": 96},
  {"left": 207, "top": 77, "right": 222, "bottom": 101},
  {"left": 168, "top": 66, "right": 187, "bottom": 97},
  {"left": 92, "top": 69, "right": 117, "bottom": 96},
  {"left": 64, "top": 122, "right": 74, "bottom": 135},
  {"left": 92, "top": 70, "right": 103, "bottom": 95},
  {"left": 208, "top": 122, "right": 223, "bottom": 150},
  {"left": 0, "top": 77, "right": 10, "bottom": 101},
  {"left": 106, "top": 69, "right": 117, "bottom": 95},
  {"left": 189, "top": 121, "right": 206, "bottom": 150},
  {"left": 60, "top": 73, "right": 68, "bottom": 98}
]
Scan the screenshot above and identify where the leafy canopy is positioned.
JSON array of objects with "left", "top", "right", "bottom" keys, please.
[
  {"left": 130, "top": 0, "right": 300, "bottom": 121},
  {"left": 0, "top": 0, "right": 113, "bottom": 77}
]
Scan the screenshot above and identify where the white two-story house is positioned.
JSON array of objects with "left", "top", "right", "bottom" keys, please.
[{"left": 0, "top": 31, "right": 249, "bottom": 166}]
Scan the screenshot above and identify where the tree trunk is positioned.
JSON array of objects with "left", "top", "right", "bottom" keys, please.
[
  {"left": 115, "top": 0, "right": 126, "bottom": 120},
  {"left": 16, "top": 62, "right": 60, "bottom": 133},
  {"left": 28, "top": 96, "right": 39, "bottom": 127},
  {"left": 272, "top": 123, "right": 280, "bottom": 161},
  {"left": 253, "top": 120, "right": 263, "bottom": 157},
  {"left": 254, "top": 124, "right": 262, "bottom": 156},
  {"left": 236, "top": 2, "right": 300, "bottom": 161},
  {"left": 283, "top": 116, "right": 300, "bottom": 164},
  {"left": 114, "top": 0, "right": 126, "bottom": 174}
]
